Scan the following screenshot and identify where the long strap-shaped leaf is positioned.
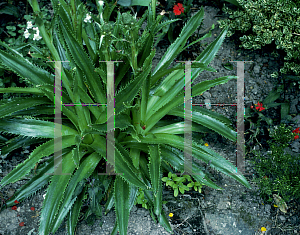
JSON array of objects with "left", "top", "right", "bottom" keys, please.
[
  {"left": 123, "top": 142, "right": 222, "bottom": 190},
  {"left": 0, "top": 136, "right": 46, "bottom": 155},
  {"left": 0, "top": 96, "right": 51, "bottom": 119},
  {"left": 158, "top": 210, "right": 174, "bottom": 234},
  {"left": 0, "top": 118, "right": 78, "bottom": 139},
  {"left": 0, "top": 135, "right": 76, "bottom": 190},
  {"left": 1, "top": 146, "right": 73, "bottom": 210},
  {"left": 67, "top": 186, "right": 87, "bottom": 235},
  {"left": 89, "top": 135, "right": 149, "bottom": 189},
  {"left": 39, "top": 150, "right": 76, "bottom": 235},
  {"left": 114, "top": 176, "right": 131, "bottom": 235},
  {"left": 145, "top": 75, "right": 237, "bottom": 133},
  {"left": 115, "top": 49, "right": 155, "bottom": 115},
  {"left": 168, "top": 105, "right": 237, "bottom": 142},
  {"left": 89, "top": 113, "right": 134, "bottom": 132},
  {"left": 149, "top": 121, "right": 212, "bottom": 135},
  {"left": 51, "top": 152, "right": 102, "bottom": 233},
  {"left": 147, "top": 25, "right": 230, "bottom": 114},
  {"left": 150, "top": 62, "right": 216, "bottom": 88},
  {"left": 1, "top": 153, "right": 56, "bottom": 208},
  {"left": 151, "top": 7, "right": 204, "bottom": 76},
  {"left": 59, "top": 18, "right": 106, "bottom": 106},
  {"left": 148, "top": 144, "right": 162, "bottom": 216},
  {"left": 159, "top": 144, "right": 223, "bottom": 190},
  {"left": 0, "top": 87, "right": 45, "bottom": 96},
  {"left": 122, "top": 134, "right": 252, "bottom": 189},
  {"left": 0, "top": 42, "right": 53, "bottom": 86}
]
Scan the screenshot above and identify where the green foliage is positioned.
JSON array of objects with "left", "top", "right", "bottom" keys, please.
[
  {"left": 161, "top": 172, "right": 203, "bottom": 197},
  {"left": 249, "top": 123, "right": 300, "bottom": 204},
  {"left": 134, "top": 187, "right": 149, "bottom": 209},
  {"left": 0, "top": 0, "right": 252, "bottom": 234},
  {"left": 0, "top": 1, "right": 54, "bottom": 102},
  {"left": 244, "top": 83, "right": 292, "bottom": 150},
  {"left": 218, "top": 0, "right": 300, "bottom": 76}
]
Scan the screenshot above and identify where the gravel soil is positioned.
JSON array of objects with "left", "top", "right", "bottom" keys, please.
[{"left": 1, "top": 1, "right": 300, "bottom": 235}]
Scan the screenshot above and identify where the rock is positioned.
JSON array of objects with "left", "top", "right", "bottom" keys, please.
[
  {"left": 204, "top": 98, "right": 212, "bottom": 109},
  {"left": 253, "top": 65, "right": 260, "bottom": 74},
  {"left": 290, "top": 99, "right": 298, "bottom": 114},
  {"left": 292, "top": 115, "right": 300, "bottom": 125},
  {"left": 202, "top": 91, "right": 211, "bottom": 99},
  {"left": 279, "top": 215, "right": 286, "bottom": 221},
  {"left": 264, "top": 204, "right": 271, "bottom": 212},
  {"left": 291, "top": 141, "right": 300, "bottom": 153}
]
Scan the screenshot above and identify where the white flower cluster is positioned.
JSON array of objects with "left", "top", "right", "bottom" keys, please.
[
  {"left": 24, "top": 21, "right": 42, "bottom": 41},
  {"left": 84, "top": 13, "right": 92, "bottom": 23}
]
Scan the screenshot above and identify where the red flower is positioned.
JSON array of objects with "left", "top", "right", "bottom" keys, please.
[
  {"left": 30, "top": 207, "right": 35, "bottom": 211},
  {"left": 173, "top": 3, "right": 184, "bottom": 16},
  {"left": 14, "top": 200, "right": 19, "bottom": 204},
  {"left": 250, "top": 105, "right": 254, "bottom": 109},
  {"left": 12, "top": 206, "right": 17, "bottom": 210},
  {"left": 255, "top": 101, "right": 265, "bottom": 111},
  {"left": 293, "top": 128, "right": 300, "bottom": 140},
  {"left": 292, "top": 127, "right": 300, "bottom": 134},
  {"left": 19, "top": 222, "right": 25, "bottom": 226},
  {"left": 142, "top": 125, "right": 146, "bottom": 130}
]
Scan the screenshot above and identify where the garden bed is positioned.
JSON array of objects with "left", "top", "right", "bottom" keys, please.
[{"left": 0, "top": 1, "right": 300, "bottom": 235}]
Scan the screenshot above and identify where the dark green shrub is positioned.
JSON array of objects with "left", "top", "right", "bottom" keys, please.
[
  {"left": 249, "top": 123, "right": 300, "bottom": 204},
  {"left": 218, "top": 0, "right": 300, "bottom": 77}
]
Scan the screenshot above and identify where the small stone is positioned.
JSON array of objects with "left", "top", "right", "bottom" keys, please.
[
  {"left": 204, "top": 99, "right": 212, "bottom": 110},
  {"left": 279, "top": 215, "right": 286, "bottom": 221},
  {"left": 264, "top": 204, "right": 271, "bottom": 211},
  {"left": 291, "top": 141, "right": 300, "bottom": 152},
  {"left": 292, "top": 115, "right": 300, "bottom": 125},
  {"left": 202, "top": 91, "right": 211, "bottom": 99},
  {"left": 253, "top": 65, "right": 260, "bottom": 74}
]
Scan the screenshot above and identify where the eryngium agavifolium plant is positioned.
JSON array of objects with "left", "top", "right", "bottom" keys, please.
[{"left": 0, "top": 0, "right": 251, "bottom": 234}]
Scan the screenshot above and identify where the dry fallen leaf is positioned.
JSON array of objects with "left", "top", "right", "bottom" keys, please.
[{"left": 273, "top": 194, "right": 288, "bottom": 213}]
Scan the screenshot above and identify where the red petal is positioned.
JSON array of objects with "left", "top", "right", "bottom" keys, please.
[
  {"left": 19, "top": 222, "right": 25, "bottom": 226},
  {"left": 173, "top": 9, "right": 181, "bottom": 15},
  {"left": 292, "top": 127, "right": 300, "bottom": 133},
  {"left": 295, "top": 135, "right": 299, "bottom": 140},
  {"left": 12, "top": 206, "right": 17, "bottom": 210},
  {"left": 30, "top": 207, "right": 35, "bottom": 211},
  {"left": 14, "top": 200, "right": 19, "bottom": 204}
]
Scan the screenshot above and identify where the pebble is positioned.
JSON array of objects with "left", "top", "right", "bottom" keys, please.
[
  {"left": 253, "top": 65, "right": 260, "bottom": 74},
  {"left": 279, "top": 215, "right": 286, "bottom": 221}
]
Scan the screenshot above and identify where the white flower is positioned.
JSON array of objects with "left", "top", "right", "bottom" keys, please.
[
  {"left": 24, "top": 29, "right": 30, "bottom": 39},
  {"left": 27, "top": 21, "right": 33, "bottom": 29},
  {"left": 33, "top": 33, "right": 42, "bottom": 41},
  {"left": 160, "top": 10, "right": 166, "bottom": 15},
  {"left": 33, "top": 27, "right": 39, "bottom": 31},
  {"left": 43, "top": 194, "right": 46, "bottom": 199},
  {"left": 98, "top": 1, "right": 104, "bottom": 7},
  {"left": 84, "top": 13, "right": 92, "bottom": 23}
]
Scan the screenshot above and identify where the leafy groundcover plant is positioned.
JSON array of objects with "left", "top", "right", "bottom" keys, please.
[{"left": 0, "top": 0, "right": 251, "bottom": 234}]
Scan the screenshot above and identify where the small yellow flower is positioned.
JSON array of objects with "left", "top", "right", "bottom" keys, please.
[
  {"left": 274, "top": 204, "right": 278, "bottom": 207},
  {"left": 204, "top": 143, "right": 209, "bottom": 147},
  {"left": 261, "top": 227, "right": 267, "bottom": 232},
  {"left": 169, "top": 213, "right": 173, "bottom": 217}
]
